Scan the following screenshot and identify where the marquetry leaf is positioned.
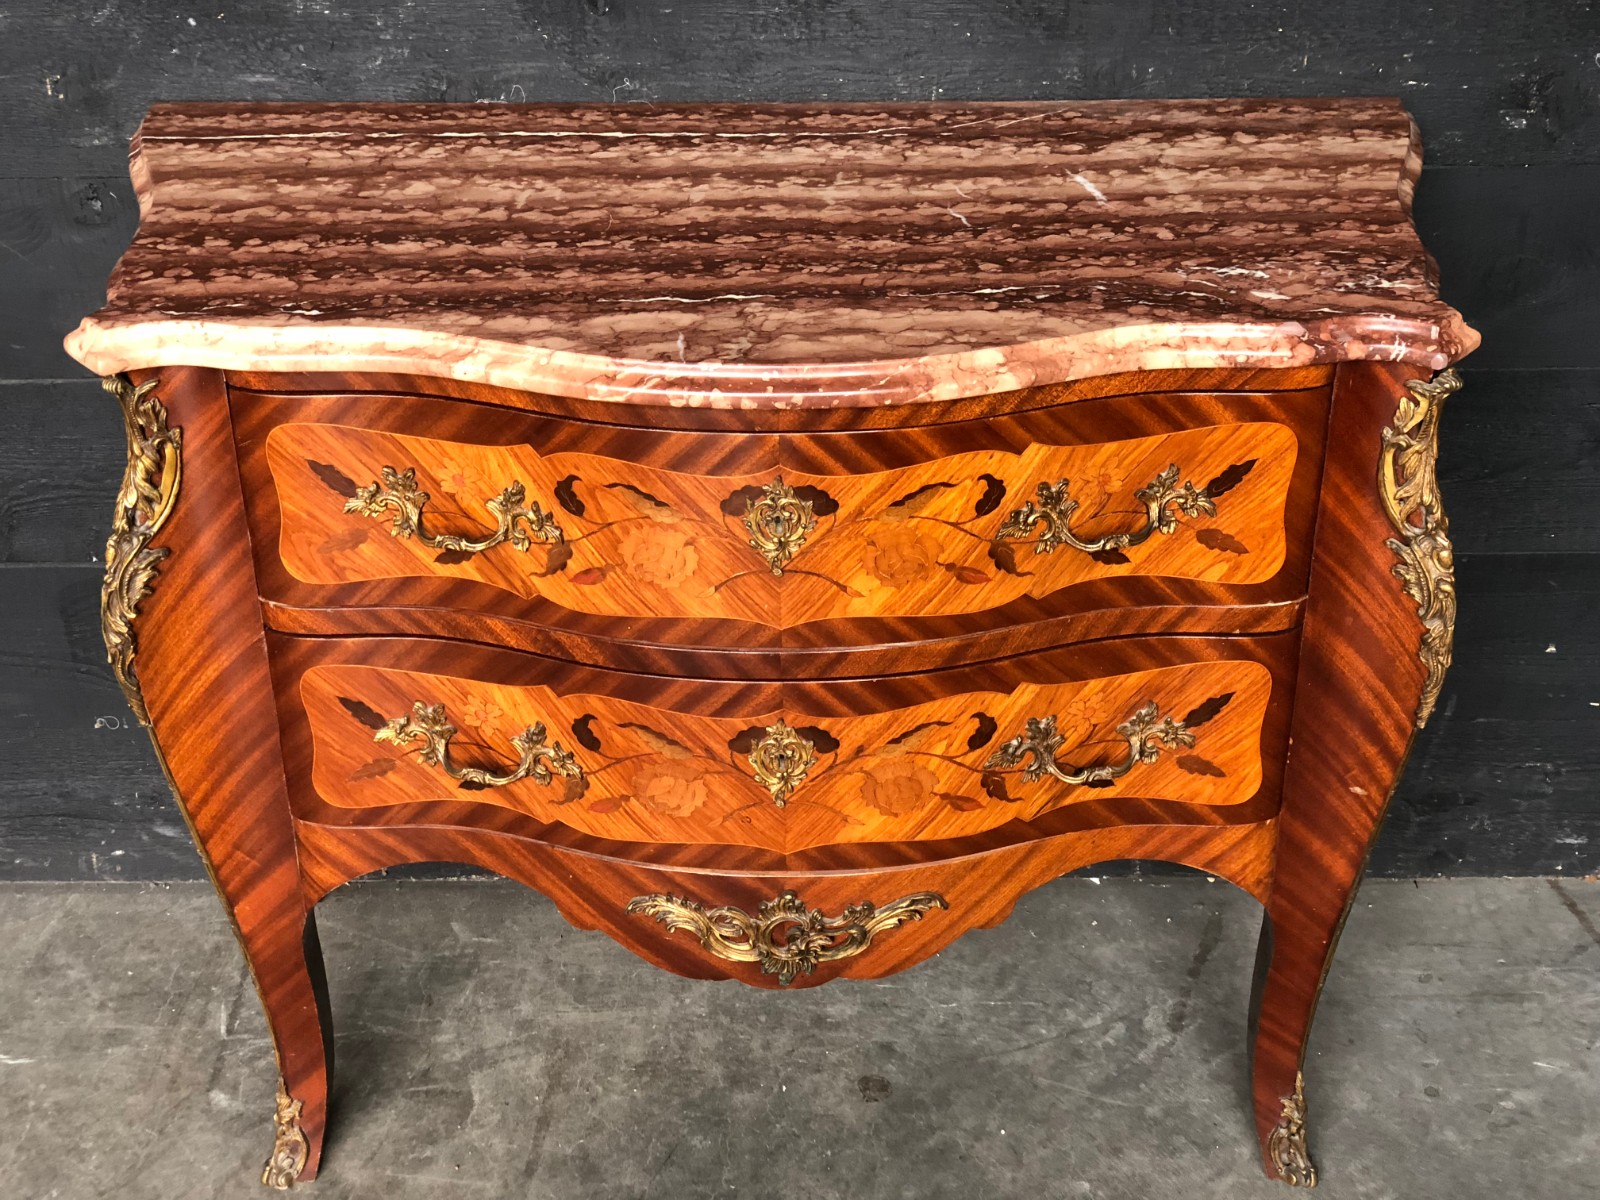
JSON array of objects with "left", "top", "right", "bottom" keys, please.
[
  {"left": 792, "top": 484, "right": 840, "bottom": 517},
  {"left": 605, "top": 482, "right": 681, "bottom": 522},
  {"left": 434, "top": 548, "right": 475, "bottom": 565},
  {"left": 966, "top": 712, "right": 999, "bottom": 752},
  {"left": 881, "top": 720, "right": 950, "bottom": 755},
  {"left": 981, "top": 771, "right": 1015, "bottom": 803},
  {"left": 620, "top": 722, "right": 695, "bottom": 759},
  {"left": 457, "top": 779, "right": 491, "bottom": 791},
  {"left": 554, "top": 474, "right": 586, "bottom": 517},
  {"left": 588, "top": 795, "right": 628, "bottom": 813},
  {"left": 348, "top": 758, "right": 396, "bottom": 781},
  {"left": 560, "top": 774, "right": 590, "bottom": 803},
  {"left": 1090, "top": 548, "right": 1132, "bottom": 565},
  {"left": 571, "top": 714, "right": 603, "bottom": 752},
  {"left": 883, "top": 481, "right": 956, "bottom": 520},
  {"left": 538, "top": 540, "right": 575, "bottom": 576},
  {"left": 940, "top": 792, "right": 984, "bottom": 812},
  {"left": 569, "top": 565, "right": 613, "bottom": 585},
  {"left": 1176, "top": 754, "right": 1226, "bottom": 778},
  {"left": 338, "top": 696, "right": 388, "bottom": 731},
  {"left": 1181, "top": 692, "right": 1235, "bottom": 729},
  {"left": 941, "top": 561, "right": 990, "bottom": 585},
  {"left": 318, "top": 527, "right": 368, "bottom": 555},
  {"left": 795, "top": 725, "right": 840, "bottom": 754},
  {"left": 1195, "top": 529, "right": 1249, "bottom": 554},
  {"left": 307, "top": 459, "right": 359, "bottom": 498},
  {"left": 1204, "top": 459, "right": 1258, "bottom": 498},
  {"left": 727, "top": 726, "right": 765, "bottom": 755},
  {"left": 973, "top": 473, "right": 1007, "bottom": 517},
  {"left": 719, "top": 484, "right": 767, "bottom": 516},
  {"left": 987, "top": 539, "right": 1033, "bottom": 576}
]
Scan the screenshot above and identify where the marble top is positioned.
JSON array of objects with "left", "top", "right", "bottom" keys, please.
[{"left": 66, "top": 99, "right": 1477, "bottom": 408}]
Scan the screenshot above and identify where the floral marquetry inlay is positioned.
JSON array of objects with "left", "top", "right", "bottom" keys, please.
[
  {"left": 270, "top": 419, "right": 1298, "bottom": 626},
  {"left": 304, "top": 659, "right": 1275, "bottom": 853}
]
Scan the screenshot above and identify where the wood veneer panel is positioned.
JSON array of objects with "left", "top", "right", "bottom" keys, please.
[
  {"left": 293, "top": 818, "right": 1279, "bottom": 988},
  {"left": 301, "top": 658, "right": 1274, "bottom": 854},
  {"left": 236, "top": 381, "right": 1327, "bottom": 670}
]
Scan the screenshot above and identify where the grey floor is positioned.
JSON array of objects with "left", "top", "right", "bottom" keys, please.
[{"left": 1, "top": 877, "right": 1595, "bottom": 1200}]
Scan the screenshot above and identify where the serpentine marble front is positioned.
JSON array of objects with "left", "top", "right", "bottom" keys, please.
[{"left": 70, "top": 99, "right": 1473, "bottom": 1189}]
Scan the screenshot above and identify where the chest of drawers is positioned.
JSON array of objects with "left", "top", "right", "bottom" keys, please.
[{"left": 68, "top": 99, "right": 1475, "bottom": 1188}]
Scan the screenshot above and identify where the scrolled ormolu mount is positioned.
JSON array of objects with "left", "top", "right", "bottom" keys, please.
[
  {"left": 626, "top": 889, "right": 949, "bottom": 985},
  {"left": 1381, "top": 369, "right": 1462, "bottom": 728},
  {"left": 1267, "top": 1072, "right": 1317, "bottom": 1188},
  {"left": 741, "top": 476, "right": 818, "bottom": 574},
  {"left": 100, "top": 374, "right": 183, "bottom": 726},
  {"left": 745, "top": 719, "right": 819, "bottom": 807},
  {"left": 374, "top": 701, "right": 582, "bottom": 788},
  {"left": 995, "top": 463, "right": 1216, "bottom": 556},
  {"left": 344, "top": 465, "right": 564, "bottom": 555},
  {"left": 260, "top": 1081, "right": 310, "bottom": 1190},
  {"left": 984, "top": 701, "right": 1193, "bottom": 787}
]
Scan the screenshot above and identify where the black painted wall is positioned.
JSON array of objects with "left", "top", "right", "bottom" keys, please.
[{"left": 1, "top": 1, "right": 1596, "bottom": 880}]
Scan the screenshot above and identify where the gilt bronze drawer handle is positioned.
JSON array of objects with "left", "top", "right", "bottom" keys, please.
[
  {"left": 374, "top": 701, "right": 582, "bottom": 788},
  {"left": 627, "top": 889, "right": 948, "bottom": 985},
  {"left": 345, "top": 465, "right": 564, "bottom": 555},
  {"left": 995, "top": 463, "right": 1216, "bottom": 556},
  {"left": 984, "top": 701, "right": 1193, "bottom": 787},
  {"left": 742, "top": 476, "right": 818, "bottom": 574}
]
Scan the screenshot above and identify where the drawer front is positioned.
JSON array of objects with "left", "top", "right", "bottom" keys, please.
[
  {"left": 264, "top": 415, "right": 1298, "bottom": 627},
  {"left": 282, "top": 634, "right": 1294, "bottom": 855}
]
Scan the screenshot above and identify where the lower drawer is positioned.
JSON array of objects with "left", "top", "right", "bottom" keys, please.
[{"left": 272, "top": 633, "right": 1297, "bottom": 855}]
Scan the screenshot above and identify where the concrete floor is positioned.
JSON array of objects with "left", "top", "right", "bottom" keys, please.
[{"left": 0, "top": 878, "right": 1595, "bottom": 1199}]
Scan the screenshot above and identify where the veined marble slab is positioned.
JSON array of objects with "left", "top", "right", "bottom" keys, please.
[{"left": 66, "top": 99, "right": 1477, "bottom": 408}]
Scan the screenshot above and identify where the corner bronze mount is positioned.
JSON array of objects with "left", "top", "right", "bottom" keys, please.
[
  {"left": 746, "top": 719, "right": 818, "bottom": 806},
  {"left": 1381, "top": 369, "right": 1462, "bottom": 728},
  {"left": 1267, "top": 1072, "right": 1317, "bottom": 1188},
  {"left": 627, "top": 889, "right": 949, "bottom": 985},
  {"left": 984, "top": 701, "right": 1193, "bottom": 787},
  {"left": 100, "top": 374, "right": 183, "bottom": 726},
  {"left": 345, "top": 464, "right": 564, "bottom": 555},
  {"left": 995, "top": 462, "right": 1216, "bottom": 556},
  {"left": 375, "top": 701, "right": 583, "bottom": 789},
  {"left": 261, "top": 1081, "right": 310, "bottom": 1189},
  {"left": 741, "top": 476, "right": 817, "bottom": 574}
]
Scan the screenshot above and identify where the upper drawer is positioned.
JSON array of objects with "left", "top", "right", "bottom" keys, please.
[{"left": 233, "top": 380, "right": 1328, "bottom": 659}]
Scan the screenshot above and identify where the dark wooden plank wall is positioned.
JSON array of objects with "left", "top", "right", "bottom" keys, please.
[{"left": 1, "top": 1, "right": 1595, "bottom": 880}]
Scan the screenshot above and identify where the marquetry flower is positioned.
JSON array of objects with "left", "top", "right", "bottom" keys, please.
[
  {"left": 619, "top": 526, "right": 700, "bottom": 589},
  {"left": 857, "top": 757, "right": 939, "bottom": 817},
  {"left": 633, "top": 760, "right": 711, "bottom": 818},
  {"left": 437, "top": 466, "right": 490, "bottom": 498},
  {"left": 460, "top": 699, "right": 503, "bottom": 728},
  {"left": 865, "top": 525, "right": 940, "bottom": 589},
  {"left": 1094, "top": 467, "right": 1128, "bottom": 497},
  {"left": 1058, "top": 696, "right": 1098, "bottom": 731}
]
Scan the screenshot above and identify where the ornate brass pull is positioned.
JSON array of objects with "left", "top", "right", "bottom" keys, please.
[
  {"left": 627, "top": 889, "right": 948, "bottom": 985},
  {"left": 984, "top": 701, "right": 1192, "bottom": 786},
  {"left": 374, "top": 701, "right": 582, "bottom": 788},
  {"left": 345, "top": 465, "right": 563, "bottom": 555},
  {"left": 742, "top": 476, "right": 817, "bottom": 574},
  {"left": 995, "top": 463, "right": 1215, "bottom": 556}
]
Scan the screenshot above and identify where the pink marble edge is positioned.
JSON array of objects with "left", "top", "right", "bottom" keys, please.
[
  {"left": 63, "top": 101, "right": 1479, "bottom": 407},
  {"left": 64, "top": 313, "right": 1474, "bottom": 409}
]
